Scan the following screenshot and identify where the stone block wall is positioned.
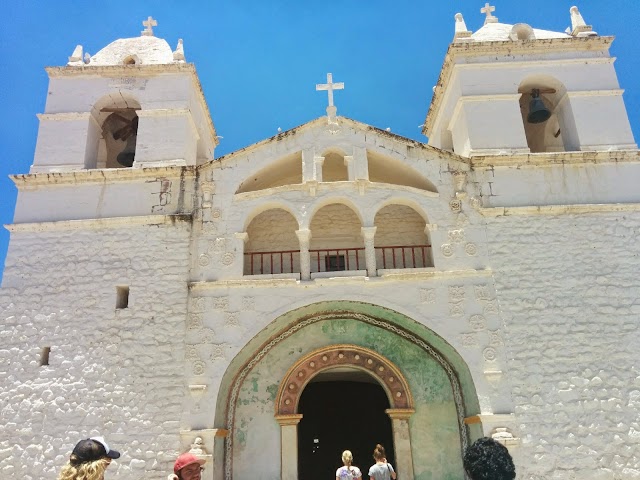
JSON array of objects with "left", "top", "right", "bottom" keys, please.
[
  {"left": 0, "top": 221, "right": 191, "bottom": 479},
  {"left": 486, "top": 211, "right": 640, "bottom": 479}
]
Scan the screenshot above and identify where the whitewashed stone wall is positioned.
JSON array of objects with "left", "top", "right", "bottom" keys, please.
[
  {"left": 3, "top": 115, "right": 640, "bottom": 479},
  {"left": 486, "top": 211, "right": 640, "bottom": 479},
  {"left": 0, "top": 221, "right": 191, "bottom": 479}
]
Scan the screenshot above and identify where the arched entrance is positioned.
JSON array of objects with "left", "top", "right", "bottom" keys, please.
[
  {"left": 275, "top": 345, "right": 415, "bottom": 480},
  {"left": 219, "top": 302, "right": 482, "bottom": 480},
  {"left": 297, "top": 375, "right": 394, "bottom": 480}
]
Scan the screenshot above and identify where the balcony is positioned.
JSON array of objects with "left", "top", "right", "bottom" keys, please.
[
  {"left": 244, "top": 245, "right": 432, "bottom": 278},
  {"left": 242, "top": 202, "right": 434, "bottom": 280}
]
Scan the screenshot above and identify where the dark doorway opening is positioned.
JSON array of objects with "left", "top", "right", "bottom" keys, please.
[{"left": 298, "top": 378, "right": 394, "bottom": 480}]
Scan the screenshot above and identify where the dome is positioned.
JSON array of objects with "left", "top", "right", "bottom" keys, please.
[
  {"left": 90, "top": 35, "right": 175, "bottom": 66},
  {"left": 470, "top": 22, "right": 571, "bottom": 42}
]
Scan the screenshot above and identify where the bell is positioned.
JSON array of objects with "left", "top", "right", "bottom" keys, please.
[
  {"left": 527, "top": 89, "right": 551, "bottom": 124},
  {"left": 116, "top": 134, "right": 136, "bottom": 167}
]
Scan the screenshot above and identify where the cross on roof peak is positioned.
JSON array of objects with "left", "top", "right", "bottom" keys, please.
[
  {"left": 141, "top": 16, "right": 158, "bottom": 36},
  {"left": 481, "top": 3, "right": 498, "bottom": 24},
  {"left": 316, "top": 73, "right": 344, "bottom": 108},
  {"left": 316, "top": 73, "right": 344, "bottom": 124}
]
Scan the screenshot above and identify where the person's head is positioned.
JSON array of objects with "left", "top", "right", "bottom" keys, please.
[
  {"left": 342, "top": 450, "right": 353, "bottom": 466},
  {"left": 57, "top": 437, "right": 120, "bottom": 480},
  {"left": 174, "top": 453, "right": 206, "bottom": 480},
  {"left": 463, "top": 437, "right": 516, "bottom": 480},
  {"left": 373, "top": 444, "right": 386, "bottom": 461}
]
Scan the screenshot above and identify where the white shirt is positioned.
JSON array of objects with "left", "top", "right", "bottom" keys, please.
[{"left": 336, "top": 465, "right": 362, "bottom": 479}]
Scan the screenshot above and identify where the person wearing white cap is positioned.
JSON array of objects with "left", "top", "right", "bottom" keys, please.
[{"left": 57, "top": 436, "right": 121, "bottom": 480}]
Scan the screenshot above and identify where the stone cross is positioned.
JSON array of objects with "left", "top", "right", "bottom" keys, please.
[
  {"left": 481, "top": 3, "right": 498, "bottom": 24},
  {"left": 316, "top": 73, "right": 344, "bottom": 109},
  {"left": 142, "top": 16, "right": 157, "bottom": 36}
]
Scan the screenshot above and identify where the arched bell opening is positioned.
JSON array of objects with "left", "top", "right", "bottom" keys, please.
[
  {"left": 518, "top": 76, "right": 578, "bottom": 153},
  {"left": 99, "top": 109, "right": 140, "bottom": 168},
  {"left": 87, "top": 94, "right": 142, "bottom": 169}
]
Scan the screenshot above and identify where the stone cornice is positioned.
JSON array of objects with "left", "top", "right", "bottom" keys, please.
[
  {"left": 470, "top": 149, "right": 640, "bottom": 168},
  {"left": 423, "top": 36, "right": 614, "bottom": 136},
  {"left": 480, "top": 203, "right": 640, "bottom": 217},
  {"left": 46, "top": 63, "right": 197, "bottom": 78},
  {"left": 10, "top": 166, "right": 196, "bottom": 188},
  {"left": 45, "top": 63, "right": 218, "bottom": 147},
  {"left": 233, "top": 180, "right": 440, "bottom": 202},
  {"left": 5, "top": 214, "right": 192, "bottom": 233},
  {"left": 188, "top": 268, "right": 494, "bottom": 290}
]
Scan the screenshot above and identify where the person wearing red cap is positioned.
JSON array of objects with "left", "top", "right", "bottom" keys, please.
[
  {"left": 57, "top": 436, "right": 121, "bottom": 480},
  {"left": 171, "top": 452, "right": 206, "bottom": 480}
]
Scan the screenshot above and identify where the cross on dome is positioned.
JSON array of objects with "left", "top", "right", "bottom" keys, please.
[
  {"left": 481, "top": 3, "right": 498, "bottom": 24},
  {"left": 316, "top": 73, "right": 344, "bottom": 109},
  {"left": 141, "top": 16, "right": 158, "bottom": 36}
]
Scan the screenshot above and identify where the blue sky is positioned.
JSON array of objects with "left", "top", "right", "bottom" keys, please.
[{"left": 1, "top": 1, "right": 638, "bottom": 282}]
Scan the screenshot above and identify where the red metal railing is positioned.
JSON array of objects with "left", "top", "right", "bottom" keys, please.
[
  {"left": 309, "top": 248, "right": 365, "bottom": 273},
  {"left": 244, "top": 245, "right": 432, "bottom": 275},
  {"left": 244, "top": 250, "right": 300, "bottom": 275},
  {"left": 375, "top": 245, "right": 432, "bottom": 269}
]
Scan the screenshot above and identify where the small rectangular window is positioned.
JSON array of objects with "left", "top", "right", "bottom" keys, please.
[
  {"left": 325, "top": 255, "right": 346, "bottom": 272},
  {"left": 41, "top": 347, "right": 51, "bottom": 366},
  {"left": 116, "top": 286, "right": 129, "bottom": 309}
]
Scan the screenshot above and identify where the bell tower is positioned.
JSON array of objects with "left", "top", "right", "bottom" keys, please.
[
  {"left": 424, "top": 5, "right": 636, "bottom": 157},
  {"left": 30, "top": 17, "right": 217, "bottom": 173}
]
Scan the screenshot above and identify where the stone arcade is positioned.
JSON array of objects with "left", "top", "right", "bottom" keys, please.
[{"left": 1, "top": 6, "right": 639, "bottom": 480}]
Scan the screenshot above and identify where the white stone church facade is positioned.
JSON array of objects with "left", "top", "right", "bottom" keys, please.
[{"left": 1, "top": 6, "right": 639, "bottom": 480}]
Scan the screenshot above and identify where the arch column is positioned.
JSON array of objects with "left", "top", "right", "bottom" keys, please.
[
  {"left": 361, "top": 226, "right": 377, "bottom": 277},
  {"left": 275, "top": 414, "right": 303, "bottom": 480},
  {"left": 386, "top": 408, "right": 416, "bottom": 480},
  {"left": 295, "top": 229, "right": 312, "bottom": 280},
  {"left": 233, "top": 232, "right": 249, "bottom": 277},
  {"left": 314, "top": 155, "right": 325, "bottom": 182}
]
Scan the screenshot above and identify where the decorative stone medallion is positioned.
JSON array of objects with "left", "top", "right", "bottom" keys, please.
[
  {"left": 469, "top": 314, "right": 486, "bottom": 331},
  {"left": 441, "top": 244, "right": 454, "bottom": 257},
  {"left": 420, "top": 288, "right": 436, "bottom": 304},
  {"left": 483, "top": 347, "right": 497, "bottom": 361},
  {"left": 221, "top": 252, "right": 235, "bottom": 266},
  {"left": 449, "top": 286, "right": 465, "bottom": 302},
  {"left": 193, "top": 360, "right": 206, "bottom": 375},
  {"left": 448, "top": 229, "right": 465, "bottom": 244},
  {"left": 464, "top": 243, "right": 477, "bottom": 256}
]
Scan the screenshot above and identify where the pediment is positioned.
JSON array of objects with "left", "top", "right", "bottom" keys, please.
[{"left": 209, "top": 116, "right": 467, "bottom": 196}]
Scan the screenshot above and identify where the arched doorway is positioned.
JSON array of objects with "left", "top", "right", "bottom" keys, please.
[
  {"left": 219, "top": 302, "right": 482, "bottom": 480},
  {"left": 298, "top": 372, "right": 394, "bottom": 480},
  {"left": 275, "top": 345, "right": 415, "bottom": 480}
]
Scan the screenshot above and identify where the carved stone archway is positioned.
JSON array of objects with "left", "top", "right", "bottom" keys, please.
[{"left": 275, "top": 344, "right": 415, "bottom": 480}]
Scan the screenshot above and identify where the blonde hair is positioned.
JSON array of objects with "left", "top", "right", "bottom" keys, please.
[
  {"left": 342, "top": 450, "right": 353, "bottom": 466},
  {"left": 373, "top": 444, "right": 386, "bottom": 461},
  {"left": 57, "top": 456, "right": 110, "bottom": 480}
]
